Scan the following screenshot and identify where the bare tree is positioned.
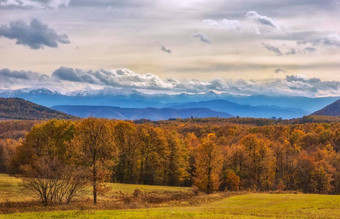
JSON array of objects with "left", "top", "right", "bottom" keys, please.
[{"left": 21, "top": 157, "right": 88, "bottom": 206}]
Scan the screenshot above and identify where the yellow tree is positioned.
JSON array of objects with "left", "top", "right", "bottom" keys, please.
[
  {"left": 68, "top": 118, "right": 118, "bottom": 204},
  {"left": 10, "top": 119, "right": 75, "bottom": 172},
  {"left": 163, "top": 130, "right": 189, "bottom": 186},
  {"left": 225, "top": 170, "right": 240, "bottom": 191},
  {"left": 194, "top": 133, "right": 223, "bottom": 194},
  {"left": 137, "top": 124, "right": 172, "bottom": 185},
  {"left": 185, "top": 132, "right": 200, "bottom": 183},
  {"left": 113, "top": 121, "right": 138, "bottom": 183},
  {"left": 240, "top": 134, "right": 276, "bottom": 190},
  {"left": 225, "top": 144, "right": 251, "bottom": 189}
]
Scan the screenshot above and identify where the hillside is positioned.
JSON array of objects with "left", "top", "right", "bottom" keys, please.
[
  {"left": 52, "top": 105, "right": 233, "bottom": 120},
  {"left": 0, "top": 98, "right": 75, "bottom": 120},
  {"left": 312, "top": 99, "right": 340, "bottom": 116}
]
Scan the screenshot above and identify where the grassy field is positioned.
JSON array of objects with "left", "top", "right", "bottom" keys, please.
[
  {"left": 1, "top": 174, "right": 340, "bottom": 218},
  {"left": 0, "top": 174, "right": 191, "bottom": 203},
  {"left": 0, "top": 193, "right": 339, "bottom": 218}
]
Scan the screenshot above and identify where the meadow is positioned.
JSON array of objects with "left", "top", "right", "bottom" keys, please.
[
  {"left": 1, "top": 174, "right": 340, "bottom": 218},
  {"left": 0, "top": 193, "right": 339, "bottom": 218},
  {"left": 0, "top": 173, "right": 192, "bottom": 204}
]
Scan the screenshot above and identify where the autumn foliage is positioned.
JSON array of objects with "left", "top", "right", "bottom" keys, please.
[{"left": 1, "top": 118, "right": 340, "bottom": 205}]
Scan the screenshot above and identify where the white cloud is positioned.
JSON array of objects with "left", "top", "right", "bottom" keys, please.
[
  {"left": 52, "top": 67, "right": 176, "bottom": 90},
  {"left": 245, "top": 11, "right": 280, "bottom": 31},
  {"left": 203, "top": 19, "right": 241, "bottom": 31},
  {"left": 0, "top": 0, "right": 70, "bottom": 9},
  {"left": 2, "top": 67, "right": 340, "bottom": 97}
]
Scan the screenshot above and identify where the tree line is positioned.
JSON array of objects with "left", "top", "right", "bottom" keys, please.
[{"left": 1, "top": 118, "right": 340, "bottom": 204}]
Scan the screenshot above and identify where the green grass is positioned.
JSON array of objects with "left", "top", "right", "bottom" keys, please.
[
  {"left": 0, "top": 174, "right": 35, "bottom": 202},
  {"left": 1, "top": 174, "right": 340, "bottom": 218},
  {"left": 0, "top": 174, "right": 190, "bottom": 203},
  {"left": 1, "top": 193, "right": 340, "bottom": 218}
]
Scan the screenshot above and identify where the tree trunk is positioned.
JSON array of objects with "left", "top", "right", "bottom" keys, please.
[{"left": 93, "top": 151, "right": 97, "bottom": 204}]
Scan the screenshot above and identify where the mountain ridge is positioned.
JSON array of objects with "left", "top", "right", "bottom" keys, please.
[
  {"left": 0, "top": 98, "right": 75, "bottom": 120},
  {"left": 1, "top": 88, "right": 339, "bottom": 119},
  {"left": 312, "top": 99, "right": 340, "bottom": 116},
  {"left": 52, "top": 105, "right": 233, "bottom": 120}
]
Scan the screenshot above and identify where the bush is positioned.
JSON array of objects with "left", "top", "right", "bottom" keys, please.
[{"left": 21, "top": 157, "right": 88, "bottom": 206}]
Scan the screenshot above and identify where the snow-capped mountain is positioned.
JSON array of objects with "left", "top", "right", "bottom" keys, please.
[{"left": 0, "top": 87, "right": 339, "bottom": 119}]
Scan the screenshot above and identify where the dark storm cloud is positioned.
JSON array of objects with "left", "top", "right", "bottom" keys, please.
[{"left": 0, "top": 19, "right": 70, "bottom": 49}]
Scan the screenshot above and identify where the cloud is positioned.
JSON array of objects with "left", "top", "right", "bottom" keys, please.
[
  {"left": 0, "top": 19, "right": 70, "bottom": 49},
  {"left": 52, "top": 67, "right": 175, "bottom": 90},
  {"left": 298, "top": 33, "right": 340, "bottom": 48},
  {"left": 193, "top": 32, "right": 212, "bottom": 44},
  {"left": 0, "top": 0, "right": 70, "bottom": 9},
  {"left": 2, "top": 67, "right": 340, "bottom": 97},
  {"left": 161, "top": 45, "right": 171, "bottom": 54},
  {"left": 303, "top": 47, "right": 317, "bottom": 52},
  {"left": 52, "top": 67, "right": 97, "bottom": 83},
  {"left": 246, "top": 11, "right": 280, "bottom": 31},
  {"left": 203, "top": 19, "right": 241, "bottom": 31},
  {"left": 262, "top": 42, "right": 317, "bottom": 56},
  {"left": 70, "top": 0, "right": 151, "bottom": 8},
  {"left": 38, "top": 67, "right": 340, "bottom": 97},
  {"left": 0, "top": 68, "right": 50, "bottom": 89},
  {"left": 285, "top": 48, "right": 299, "bottom": 55},
  {"left": 275, "top": 68, "right": 286, "bottom": 74},
  {"left": 261, "top": 42, "right": 282, "bottom": 55}
]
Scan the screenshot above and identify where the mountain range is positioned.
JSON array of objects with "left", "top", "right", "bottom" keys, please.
[
  {"left": 52, "top": 105, "right": 233, "bottom": 120},
  {"left": 1, "top": 88, "right": 339, "bottom": 119}
]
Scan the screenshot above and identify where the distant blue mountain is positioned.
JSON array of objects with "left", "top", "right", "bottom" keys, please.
[
  {"left": 0, "top": 87, "right": 337, "bottom": 119},
  {"left": 220, "top": 95, "right": 339, "bottom": 113},
  {"left": 173, "top": 99, "right": 307, "bottom": 119},
  {"left": 52, "top": 105, "right": 233, "bottom": 120}
]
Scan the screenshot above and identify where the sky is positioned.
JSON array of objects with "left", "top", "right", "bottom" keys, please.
[{"left": 0, "top": 0, "right": 340, "bottom": 96}]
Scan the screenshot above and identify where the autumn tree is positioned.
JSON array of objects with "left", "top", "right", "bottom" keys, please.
[
  {"left": 185, "top": 132, "right": 200, "bottom": 185},
  {"left": 194, "top": 133, "right": 223, "bottom": 194},
  {"left": 0, "top": 139, "right": 19, "bottom": 172},
  {"left": 240, "top": 134, "right": 276, "bottom": 190},
  {"left": 136, "top": 125, "right": 168, "bottom": 185},
  {"left": 7, "top": 120, "right": 87, "bottom": 205},
  {"left": 163, "top": 130, "right": 189, "bottom": 186},
  {"left": 225, "top": 170, "right": 240, "bottom": 191},
  {"left": 225, "top": 144, "right": 251, "bottom": 189},
  {"left": 113, "top": 121, "right": 139, "bottom": 183},
  {"left": 68, "top": 118, "right": 118, "bottom": 204},
  {"left": 10, "top": 119, "right": 75, "bottom": 173}
]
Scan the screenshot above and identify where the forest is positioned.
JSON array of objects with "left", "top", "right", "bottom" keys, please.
[{"left": 0, "top": 118, "right": 340, "bottom": 206}]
